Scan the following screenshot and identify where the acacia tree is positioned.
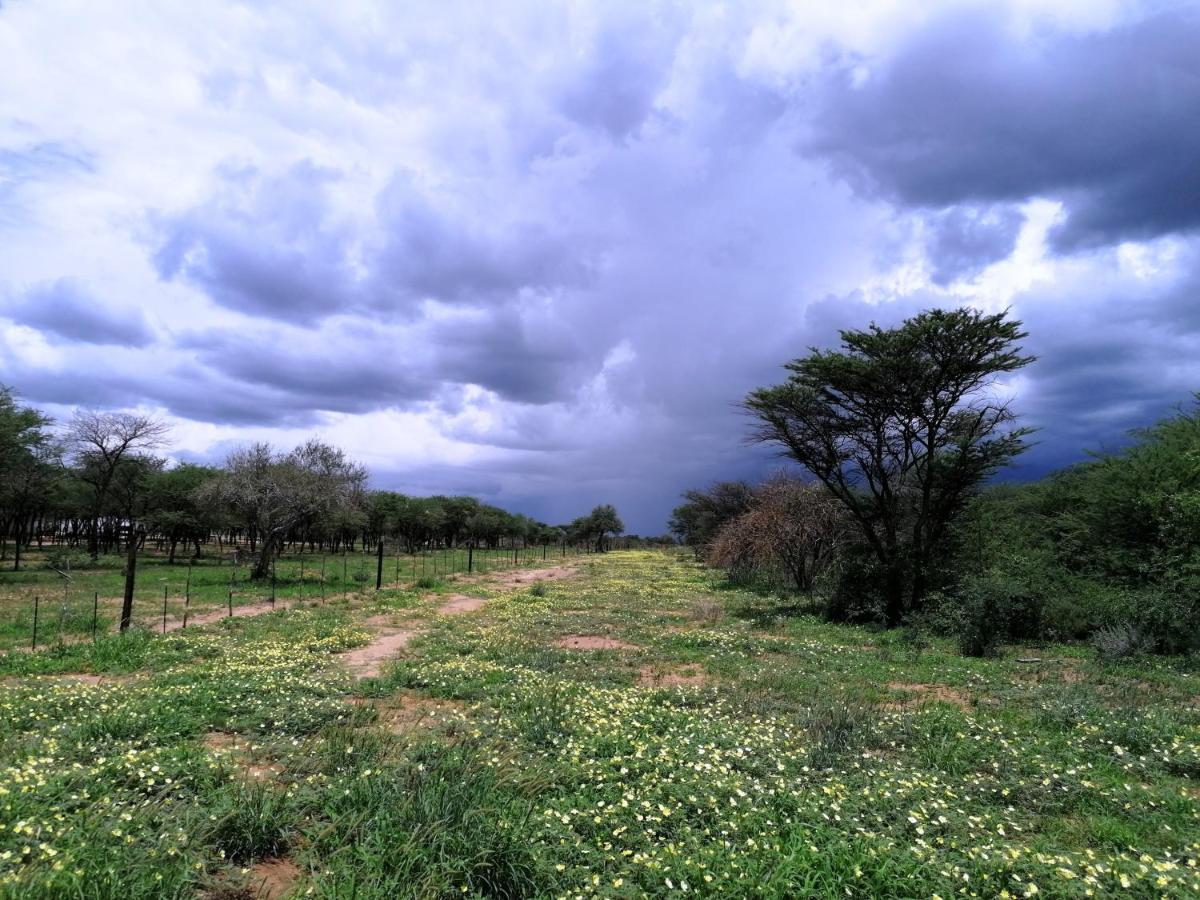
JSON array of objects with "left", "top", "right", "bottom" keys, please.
[
  {"left": 0, "top": 387, "right": 60, "bottom": 569},
  {"left": 143, "top": 464, "right": 221, "bottom": 563},
  {"left": 668, "top": 481, "right": 755, "bottom": 555},
  {"left": 587, "top": 504, "right": 624, "bottom": 552},
  {"left": 745, "top": 308, "right": 1034, "bottom": 625},
  {"left": 202, "top": 440, "right": 367, "bottom": 580},
  {"left": 65, "top": 410, "right": 171, "bottom": 558}
]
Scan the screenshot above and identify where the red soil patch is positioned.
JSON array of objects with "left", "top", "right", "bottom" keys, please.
[
  {"left": 450, "top": 562, "right": 580, "bottom": 591},
  {"left": 249, "top": 858, "right": 302, "bottom": 899},
  {"left": 164, "top": 598, "right": 290, "bottom": 632},
  {"left": 886, "top": 681, "right": 971, "bottom": 710},
  {"left": 438, "top": 594, "right": 487, "bottom": 615},
  {"left": 554, "top": 634, "right": 638, "bottom": 651},
  {"left": 367, "top": 691, "right": 465, "bottom": 734},
  {"left": 340, "top": 630, "right": 420, "bottom": 679},
  {"left": 638, "top": 664, "right": 709, "bottom": 687},
  {"left": 203, "top": 733, "right": 285, "bottom": 781},
  {"left": 486, "top": 564, "right": 579, "bottom": 591}
]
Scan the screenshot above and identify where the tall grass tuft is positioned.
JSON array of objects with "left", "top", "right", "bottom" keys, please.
[
  {"left": 803, "top": 698, "right": 880, "bottom": 770},
  {"left": 205, "top": 781, "right": 294, "bottom": 863},
  {"left": 305, "top": 742, "right": 549, "bottom": 898}
]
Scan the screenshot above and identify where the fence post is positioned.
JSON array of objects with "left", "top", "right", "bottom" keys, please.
[
  {"left": 468, "top": 543, "right": 474, "bottom": 573},
  {"left": 375, "top": 538, "right": 384, "bottom": 590},
  {"left": 162, "top": 586, "right": 168, "bottom": 633},
  {"left": 31, "top": 595, "right": 39, "bottom": 650},
  {"left": 119, "top": 530, "right": 141, "bottom": 633}
]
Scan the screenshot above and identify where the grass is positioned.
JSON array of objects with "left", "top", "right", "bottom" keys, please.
[
  {"left": 0, "top": 544, "right": 580, "bottom": 651},
  {"left": 0, "top": 550, "right": 1196, "bottom": 897}
]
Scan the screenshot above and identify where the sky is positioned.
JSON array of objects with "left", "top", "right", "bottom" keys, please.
[{"left": 1, "top": 0, "right": 1199, "bottom": 534}]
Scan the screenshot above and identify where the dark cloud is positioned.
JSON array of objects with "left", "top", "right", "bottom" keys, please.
[
  {"left": 1010, "top": 253, "right": 1200, "bottom": 474},
  {"left": 0, "top": 349, "right": 330, "bottom": 428},
  {"left": 370, "top": 174, "right": 593, "bottom": 308},
  {"left": 808, "top": 8, "right": 1200, "bottom": 251},
  {"left": 152, "top": 161, "right": 360, "bottom": 323},
  {"left": 154, "top": 164, "right": 592, "bottom": 323},
  {"left": 798, "top": 253, "right": 1200, "bottom": 483},
  {"left": 558, "top": 19, "right": 678, "bottom": 139},
  {"left": 8, "top": 279, "right": 154, "bottom": 346},
  {"left": 427, "top": 308, "right": 586, "bottom": 404},
  {"left": 925, "top": 205, "right": 1024, "bottom": 285},
  {"left": 8, "top": 2, "right": 1200, "bottom": 535},
  {"left": 179, "top": 328, "right": 435, "bottom": 415},
  {"left": 0, "top": 365, "right": 141, "bottom": 409},
  {"left": 149, "top": 364, "right": 329, "bottom": 427}
]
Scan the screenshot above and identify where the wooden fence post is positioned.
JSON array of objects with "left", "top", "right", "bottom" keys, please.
[
  {"left": 375, "top": 538, "right": 384, "bottom": 590},
  {"left": 119, "top": 530, "right": 141, "bottom": 633}
]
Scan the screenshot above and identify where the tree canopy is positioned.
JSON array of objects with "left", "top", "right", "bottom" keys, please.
[{"left": 745, "top": 307, "right": 1034, "bottom": 624}]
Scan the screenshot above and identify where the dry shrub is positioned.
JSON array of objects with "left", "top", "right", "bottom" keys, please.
[
  {"left": 687, "top": 597, "right": 723, "bottom": 624},
  {"left": 707, "top": 474, "right": 847, "bottom": 592}
]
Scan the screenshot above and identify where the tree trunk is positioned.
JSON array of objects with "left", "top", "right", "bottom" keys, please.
[
  {"left": 251, "top": 533, "right": 277, "bottom": 580},
  {"left": 883, "top": 562, "right": 906, "bottom": 627}
]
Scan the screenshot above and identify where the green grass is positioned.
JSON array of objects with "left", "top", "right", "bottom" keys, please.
[
  {"left": 0, "top": 550, "right": 1197, "bottom": 897},
  {"left": 0, "top": 544, "right": 582, "bottom": 651}
]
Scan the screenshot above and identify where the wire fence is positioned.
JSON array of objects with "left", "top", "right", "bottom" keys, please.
[{"left": 1, "top": 541, "right": 595, "bottom": 651}]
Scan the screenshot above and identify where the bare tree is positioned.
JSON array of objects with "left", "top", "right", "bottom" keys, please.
[
  {"left": 201, "top": 440, "right": 367, "bottom": 579},
  {"left": 708, "top": 474, "right": 848, "bottom": 592},
  {"left": 65, "top": 411, "right": 171, "bottom": 559}
]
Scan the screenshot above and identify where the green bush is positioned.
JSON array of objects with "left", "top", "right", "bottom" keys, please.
[
  {"left": 954, "top": 575, "right": 1042, "bottom": 657},
  {"left": 825, "top": 546, "right": 887, "bottom": 623},
  {"left": 205, "top": 781, "right": 294, "bottom": 863},
  {"left": 41, "top": 547, "right": 99, "bottom": 571}
]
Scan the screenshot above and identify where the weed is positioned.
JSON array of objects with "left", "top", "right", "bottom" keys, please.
[
  {"left": 205, "top": 782, "right": 294, "bottom": 863},
  {"left": 803, "top": 698, "right": 880, "bottom": 769}
]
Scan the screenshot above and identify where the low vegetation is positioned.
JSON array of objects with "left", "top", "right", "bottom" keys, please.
[
  {"left": 675, "top": 308, "right": 1199, "bottom": 659},
  {"left": 0, "top": 551, "right": 1196, "bottom": 897}
]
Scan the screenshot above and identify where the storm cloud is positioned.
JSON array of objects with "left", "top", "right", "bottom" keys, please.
[
  {"left": 2, "top": 1, "right": 1199, "bottom": 532},
  {"left": 7, "top": 279, "right": 154, "bottom": 346},
  {"left": 808, "top": 7, "right": 1200, "bottom": 251}
]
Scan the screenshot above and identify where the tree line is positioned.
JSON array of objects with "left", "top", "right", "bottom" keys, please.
[
  {"left": 672, "top": 307, "right": 1198, "bottom": 656},
  {"left": 0, "top": 389, "right": 628, "bottom": 578}
]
